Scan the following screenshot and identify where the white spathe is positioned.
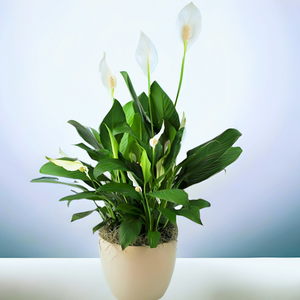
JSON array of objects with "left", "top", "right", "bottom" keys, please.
[
  {"left": 135, "top": 31, "right": 158, "bottom": 76},
  {"left": 127, "top": 171, "right": 142, "bottom": 192},
  {"left": 99, "top": 52, "right": 117, "bottom": 92},
  {"left": 46, "top": 157, "right": 89, "bottom": 178},
  {"left": 149, "top": 122, "right": 165, "bottom": 148},
  {"left": 176, "top": 2, "right": 202, "bottom": 51}
]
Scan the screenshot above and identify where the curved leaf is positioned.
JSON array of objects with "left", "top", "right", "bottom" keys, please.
[
  {"left": 119, "top": 218, "right": 143, "bottom": 250},
  {"left": 159, "top": 207, "right": 177, "bottom": 225},
  {"left": 147, "top": 189, "right": 189, "bottom": 206},
  {"left": 93, "top": 158, "right": 129, "bottom": 179},
  {"left": 97, "top": 182, "right": 142, "bottom": 200},
  {"left": 178, "top": 146, "right": 243, "bottom": 188},
  {"left": 31, "top": 176, "right": 88, "bottom": 191},
  {"left": 148, "top": 230, "right": 161, "bottom": 248},
  {"left": 68, "top": 120, "right": 102, "bottom": 150},
  {"left": 71, "top": 209, "right": 96, "bottom": 222},
  {"left": 176, "top": 206, "right": 203, "bottom": 225},
  {"left": 150, "top": 81, "right": 180, "bottom": 130},
  {"left": 93, "top": 219, "right": 109, "bottom": 234}
]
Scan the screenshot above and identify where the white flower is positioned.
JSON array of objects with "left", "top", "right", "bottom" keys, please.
[
  {"left": 149, "top": 122, "right": 165, "bottom": 148},
  {"left": 135, "top": 31, "right": 158, "bottom": 76},
  {"left": 127, "top": 172, "right": 142, "bottom": 193},
  {"left": 46, "top": 157, "right": 90, "bottom": 178},
  {"left": 99, "top": 52, "right": 117, "bottom": 92},
  {"left": 156, "top": 197, "right": 161, "bottom": 205},
  {"left": 179, "top": 112, "right": 186, "bottom": 129},
  {"left": 176, "top": 2, "right": 202, "bottom": 51}
]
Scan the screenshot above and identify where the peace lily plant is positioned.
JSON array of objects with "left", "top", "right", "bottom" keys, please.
[{"left": 32, "top": 3, "right": 242, "bottom": 250}]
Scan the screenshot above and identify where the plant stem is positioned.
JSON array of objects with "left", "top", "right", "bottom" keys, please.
[
  {"left": 111, "top": 88, "right": 114, "bottom": 103},
  {"left": 144, "top": 183, "right": 153, "bottom": 231},
  {"left": 147, "top": 57, "right": 154, "bottom": 138},
  {"left": 174, "top": 41, "right": 187, "bottom": 107}
]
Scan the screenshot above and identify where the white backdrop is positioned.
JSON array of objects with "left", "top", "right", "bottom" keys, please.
[{"left": 1, "top": 0, "right": 299, "bottom": 257}]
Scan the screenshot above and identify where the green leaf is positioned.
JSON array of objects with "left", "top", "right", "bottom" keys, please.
[
  {"left": 175, "top": 128, "right": 242, "bottom": 189},
  {"left": 140, "top": 149, "right": 152, "bottom": 184},
  {"left": 104, "top": 124, "right": 119, "bottom": 159},
  {"left": 116, "top": 203, "right": 142, "bottom": 216},
  {"left": 71, "top": 209, "right": 96, "bottom": 222},
  {"left": 74, "top": 143, "right": 103, "bottom": 161},
  {"left": 160, "top": 208, "right": 177, "bottom": 225},
  {"left": 150, "top": 81, "right": 180, "bottom": 130},
  {"left": 176, "top": 140, "right": 221, "bottom": 178},
  {"left": 164, "top": 127, "right": 184, "bottom": 171},
  {"left": 123, "top": 101, "right": 135, "bottom": 126},
  {"left": 94, "top": 157, "right": 129, "bottom": 179},
  {"left": 148, "top": 230, "right": 161, "bottom": 248},
  {"left": 187, "top": 128, "right": 242, "bottom": 157},
  {"left": 97, "top": 182, "right": 142, "bottom": 200},
  {"left": 40, "top": 162, "right": 89, "bottom": 181},
  {"left": 30, "top": 176, "right": 88, "bottom": 191},
  {"left": 119, "top": 218, "right": 143, "bottom": 250},
  {"left": 93, "top": 219, "right": 109, "bottom": 234},
  {"left": 59, "top": 192, "right": 104, "bottom": 207},
  {"left": 147, "top": 189, "right": 189, "bottom": 206},
  {"left": 68, "top": 120, "right": 102, "bottom": 150},
  {"left": 120, "top": 71, "right": 151, "bottom": 134},
  {"left": 190, "top": 199, "right": 211, "bottom": 209},
  {"left": 99, "top": 99, "right": 127, "bottom": 152},
  {"left": 176, "top": 206, "right": 203, "bottom": 225},
  {"left": 178, "top": 146, "right": 243, "bottom": 189}
]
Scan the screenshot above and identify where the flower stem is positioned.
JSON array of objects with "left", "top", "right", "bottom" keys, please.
[
  {"left": 144, "top": 183, "right": 153, "bottom": 231},
  {"left": 174, "top": 41, "right": 188, "bottom": 107},
  {"left": 147, "top": 57, "right": 154, "bottom": 138},
  {"left": 111, "top": 88, "right": 114, "bottom": 102}
]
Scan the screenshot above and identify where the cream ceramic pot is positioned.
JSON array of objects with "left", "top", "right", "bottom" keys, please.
[{"left": 99, "top": 237, "right": 177, "bottom": 300}]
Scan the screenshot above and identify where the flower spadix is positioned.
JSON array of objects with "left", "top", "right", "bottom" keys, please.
[
  {"left": 149, "top": 122, "right": 164, "bottom": 148},
  {"left": 176, "top": 2, "right": 202, "bottom": 51},
  {"left": 135, "top": 31, "right": 158, "bottom": 76},
  {"left": 99, "top": 52, "right": 117, "bottom": 95},
  {"left": 46, "top": 157, "right": 90, "bottom": 178}
]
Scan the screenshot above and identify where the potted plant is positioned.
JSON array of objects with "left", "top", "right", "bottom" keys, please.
[{"left": 32, "top": 3, "right": 242, "bottom": 300}]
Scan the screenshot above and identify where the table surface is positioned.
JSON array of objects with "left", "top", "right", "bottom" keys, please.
[{"left": 1, "top": 258, "right": 300, "bottom": 300}]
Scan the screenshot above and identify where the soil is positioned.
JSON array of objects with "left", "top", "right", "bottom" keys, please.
[{"left": 98, "top": 221, "right": 178, "bottom": 246}]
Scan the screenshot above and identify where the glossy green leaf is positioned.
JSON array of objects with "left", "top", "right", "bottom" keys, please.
[
  {"left": 190, "top": 199, "right": 211, "bottom": 209},
  {"left": 59, "top": 191, "right": 102, "bottom": 202},
  {"left": 160, "top": 208, "right": 177, "bottom": 225},
  {"left": 99, "top": 99, "right": 127, "bottom": 151},
  {"left": 97, "top": 182, "right": 142, "bottom": 200},
  {"left": 147, "top": 189, "right": 189, "bottom": 206},
  {"left": 93, "top": 157, "right": 129, "bottom": 179},
  {"left": 123, "top": 101, "right": 135, "bottom": 126},
  {"left": 93, "top": 219, "right": 109, "bottom": 234},
  {"left": 148, "top": 230, "right": 161, "bottom": 248},
  {"left": 176, "top": 206, "right": 203, "bottom": 225},
  {"left": 187, "top": 128, "right": 242, "bottom": 157},
  {"left": 164, "top": 127, "right": 184, "bottom": 171},
  {"left": 71, "top": 209, "right": 96, "bottom": 222},
  {"left": 150, "top": 81, "right": 180, "bottom": 130},
  {"left": 116, "top": 203, "right": 142, "bottom": 215},
  {"left": 30, "top": 177, "right": 88, "bottom": 191},
  {"left": 178, "top": 146, "right": 243, "bottom": 189},
  {"left": 120, "top": 71, "right": 151, "bottom": 136},
  {"left": 68, "top": 120, "right": 102, "bottom": 149},
  {"left": 74, "top": 143, "right": 103, "bottom": 161},
  {"left": 140, "top": 149, "right": 152, "bottom": 184},
  {"left": 119, "top": 218, "right": 143, "bottom": 250}
]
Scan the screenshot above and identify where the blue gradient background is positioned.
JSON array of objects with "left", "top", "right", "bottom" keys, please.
[{"left": 0, "top": 0, "right": 299, "bottom": 258}]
